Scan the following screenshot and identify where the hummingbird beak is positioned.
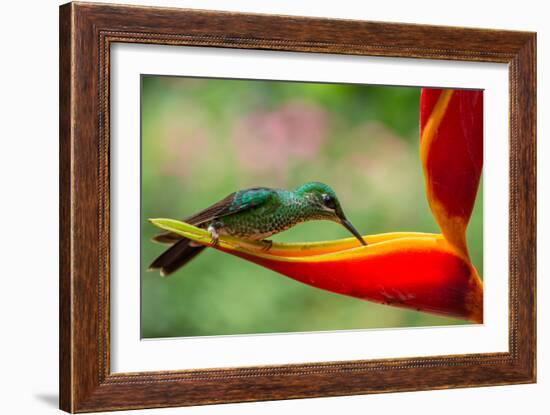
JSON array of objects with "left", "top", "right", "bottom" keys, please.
[{"left": 339, "top": 217, "right": 367, "bottom": 246}]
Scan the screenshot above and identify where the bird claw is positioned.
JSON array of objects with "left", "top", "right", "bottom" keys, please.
[
  {"left": 260, "top": 240, "right": 273, "bottom": 252},
  {"left": 207, "top": 224, "right": 220, "bottom": 247}
]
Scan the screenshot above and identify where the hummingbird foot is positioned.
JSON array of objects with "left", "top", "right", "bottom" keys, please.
[
  {"left": 260, "top": 239, "right": 273, "bottom": 252},
  {"left": 207, "top": 223, "right": 220, "bottom": 247}
]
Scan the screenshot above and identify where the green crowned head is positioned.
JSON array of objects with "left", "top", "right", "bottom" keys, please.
[{"left": 295, "top": 182, "right": 366, "bottom": 245}]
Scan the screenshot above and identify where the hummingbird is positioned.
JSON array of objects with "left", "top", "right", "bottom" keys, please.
[{"left": 149, "top": 181, "right": 366, "bottom": 277}]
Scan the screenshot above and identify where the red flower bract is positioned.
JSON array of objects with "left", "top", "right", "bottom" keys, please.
[
  {"left": 420, "top": 89, "right": 483, "bottom": 257},
  {"left": 228, "top": 235, "right": 481, "bottom": 321}
]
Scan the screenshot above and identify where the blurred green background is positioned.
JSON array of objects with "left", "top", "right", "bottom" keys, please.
[{"left": 141, "top": 76, "right": 483, "bottom": 338}]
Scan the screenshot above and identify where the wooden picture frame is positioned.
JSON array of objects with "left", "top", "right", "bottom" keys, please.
[{"left": 59, "top": 2, "right": 536, "bottom": 412}]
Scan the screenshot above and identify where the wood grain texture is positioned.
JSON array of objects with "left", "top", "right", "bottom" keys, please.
[
  {"left": 59, "top": 2, "right": 537, "bottom": 412},
  {"left": 59, "top": 3, "right": 73, "bottom": 411}
]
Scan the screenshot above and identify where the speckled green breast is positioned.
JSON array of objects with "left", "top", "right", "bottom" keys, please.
[{"left": 211, "top": 190, "right": 322, "bottom": 240}]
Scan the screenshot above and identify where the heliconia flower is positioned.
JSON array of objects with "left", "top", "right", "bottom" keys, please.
[{"left": 151, "top": 88, "right": 483, "bottom": 323}]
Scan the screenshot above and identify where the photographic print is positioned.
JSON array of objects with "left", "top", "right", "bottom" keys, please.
[
  {"left": 141, "top": 76, "right": 483, "bottom": 339},
  {"left": 60, "top": 4, "right": 536, "bottom": 410}
]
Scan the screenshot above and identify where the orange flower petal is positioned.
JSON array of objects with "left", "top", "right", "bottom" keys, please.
[{"left": 420, "top": 88, "right": 483, "bottom": 258}]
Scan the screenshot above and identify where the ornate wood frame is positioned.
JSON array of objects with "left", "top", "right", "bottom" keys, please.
[{"left": 59, "top": 2, "right": 536, "bottom": 412}]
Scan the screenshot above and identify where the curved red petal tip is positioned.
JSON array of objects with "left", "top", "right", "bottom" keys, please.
[{"left": 420, "top": 88, "right": 483, "bottom": 257}]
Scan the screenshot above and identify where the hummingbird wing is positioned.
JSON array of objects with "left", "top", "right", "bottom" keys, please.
[
  {"left": 152, "top": 187, "right": 277, "bottom": 244},
  {"left": 149, "top": 187, "right": 279, "bottom": 276}
]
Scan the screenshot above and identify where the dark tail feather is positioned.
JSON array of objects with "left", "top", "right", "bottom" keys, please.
[
  {"left": 148, "top": 238, "right": 206, "bottom": 277},
  {"left": 152, "top": 231, "right": 183, "bottom": 244}
]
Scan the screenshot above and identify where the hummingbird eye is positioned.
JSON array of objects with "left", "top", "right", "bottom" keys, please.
[{"left": 322, "top": 193, "right": 336, "bottom": 210}]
